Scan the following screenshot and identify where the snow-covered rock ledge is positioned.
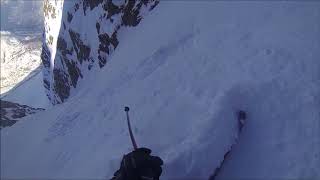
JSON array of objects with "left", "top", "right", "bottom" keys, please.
[
  {"left": 0, "top": 100, "right": 44, "bottom": 128},
  {"left": 41, "top": 0, "right": 159, "bottom": 104}
]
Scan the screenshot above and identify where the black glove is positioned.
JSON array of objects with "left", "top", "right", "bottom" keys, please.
[{"left": 112, "top": 148, "right": 163, "bottom": 180}]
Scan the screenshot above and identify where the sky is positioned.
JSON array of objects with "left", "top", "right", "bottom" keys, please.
[{"left": 1, "top": 0, "right": 43, "bottom": 31}]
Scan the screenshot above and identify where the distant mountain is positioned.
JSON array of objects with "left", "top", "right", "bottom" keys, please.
[
  {"left": 0, "top": 0, "right": 43, "bottom": 95},
  {"left": 0, "top": 31, "right": 42, "bottom": 94},
  {"left": 0, "top": 0, "right": 47, "bottom": 118},
  {"left": 0, "top": 1, "right": 49, "bottom": 108},
  {"left": 41, "top": 0, "right": 159, "bottom": 104}
]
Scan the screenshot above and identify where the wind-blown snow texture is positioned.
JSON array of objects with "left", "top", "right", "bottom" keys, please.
[
  {"left": 2, "top": 1, "right": 320, "bottom": 180},
  {"left": 42, "top": 0, "right": 159, "bottom": 104}
]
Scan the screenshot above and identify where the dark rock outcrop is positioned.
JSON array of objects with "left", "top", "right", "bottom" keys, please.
[
  {"left": 0, "top": 100, "right": 44, "bottom": 128},
  {"left": 41, "top": 0, "right": 159, "bottom": 104}
]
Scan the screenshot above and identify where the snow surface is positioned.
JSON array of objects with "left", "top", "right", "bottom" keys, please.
[
  {"left": 1, "top": 1, "right": 320, "bottom": 179},
  {"left": 1, "top": 68, "right": 50, "bottom": 108}
]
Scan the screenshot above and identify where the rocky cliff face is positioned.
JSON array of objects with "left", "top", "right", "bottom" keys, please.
[
  {"left": 0, "top": 100, "right": 44, "bottom": 128},
  {"left": 41, "top": 0, "right": 159, "bottom": 104}
]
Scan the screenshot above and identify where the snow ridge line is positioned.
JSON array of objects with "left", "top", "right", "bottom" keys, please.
[
  {"left": 0, "top": 67, "right": 42, "bottom": 98},
  {"left": 210, "top": 110, "right": 246, "bottom": 180}
]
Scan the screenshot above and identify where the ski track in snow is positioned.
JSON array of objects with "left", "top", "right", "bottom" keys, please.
[
  {"left": 1, "top": 1, "right": 320, "bottom": 180},
  {"left": 137, "top": 32, "right": 196, "bottom": 80}
]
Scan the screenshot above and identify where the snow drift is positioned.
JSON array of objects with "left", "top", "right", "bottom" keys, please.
[{"left": 1, "top": 1, "right": 320, "bottom": 180}]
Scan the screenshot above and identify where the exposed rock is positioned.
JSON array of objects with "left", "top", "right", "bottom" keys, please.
[
  {"left": 53, "top": 68, "right": 70, "bottom": 103},
  {"left": 103, "top": 1, "right": 121, "bottom": 19},
  {"left": 67, "top": 12, "right": 73, "bottom": 23},
  {"left": 83, "top": 0, "right": 103, "bottom": 15},
  {"left": 0, "top": 100, "right": 44, "bottom": 128},
  {"left": 97, "top": 32, "right": 119, "bottom": 67},
  {"left": 68, "top": 29, "right": 91, "bottom": 64},
  {"left": 96, "top": 22, "right": 100, "bottom": 34},
  {"left": 41, "top": 0, "right": 159, "bottom": 104}
]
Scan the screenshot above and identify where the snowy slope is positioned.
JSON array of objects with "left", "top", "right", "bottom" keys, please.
[
  {"left": 1, "top": 68, "right": 50, "bottom": 108},
  {"left": 1, "top": 1, "right": 320, "bottom": 180}
]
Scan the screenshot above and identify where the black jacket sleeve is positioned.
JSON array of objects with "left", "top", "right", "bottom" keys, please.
[{"left": 110, "top": 148, "right": 163, "bottom": 180}]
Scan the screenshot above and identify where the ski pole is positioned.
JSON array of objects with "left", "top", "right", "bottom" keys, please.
[{"left": 124, "top": 106, "right": 138, "bottom": 150}]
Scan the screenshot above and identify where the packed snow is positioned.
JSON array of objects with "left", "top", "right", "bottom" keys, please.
[{"left": 1, "top": 1, "right": 320, "bottom": 180}]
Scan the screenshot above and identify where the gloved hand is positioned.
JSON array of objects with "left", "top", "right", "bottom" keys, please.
[{"left": 112, "top": 148, "right": 163, "bottom": 180}]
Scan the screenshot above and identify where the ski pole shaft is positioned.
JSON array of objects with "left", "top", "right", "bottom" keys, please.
[{"left": 125, "top": 107, "right": 138, "bottom": 150}]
